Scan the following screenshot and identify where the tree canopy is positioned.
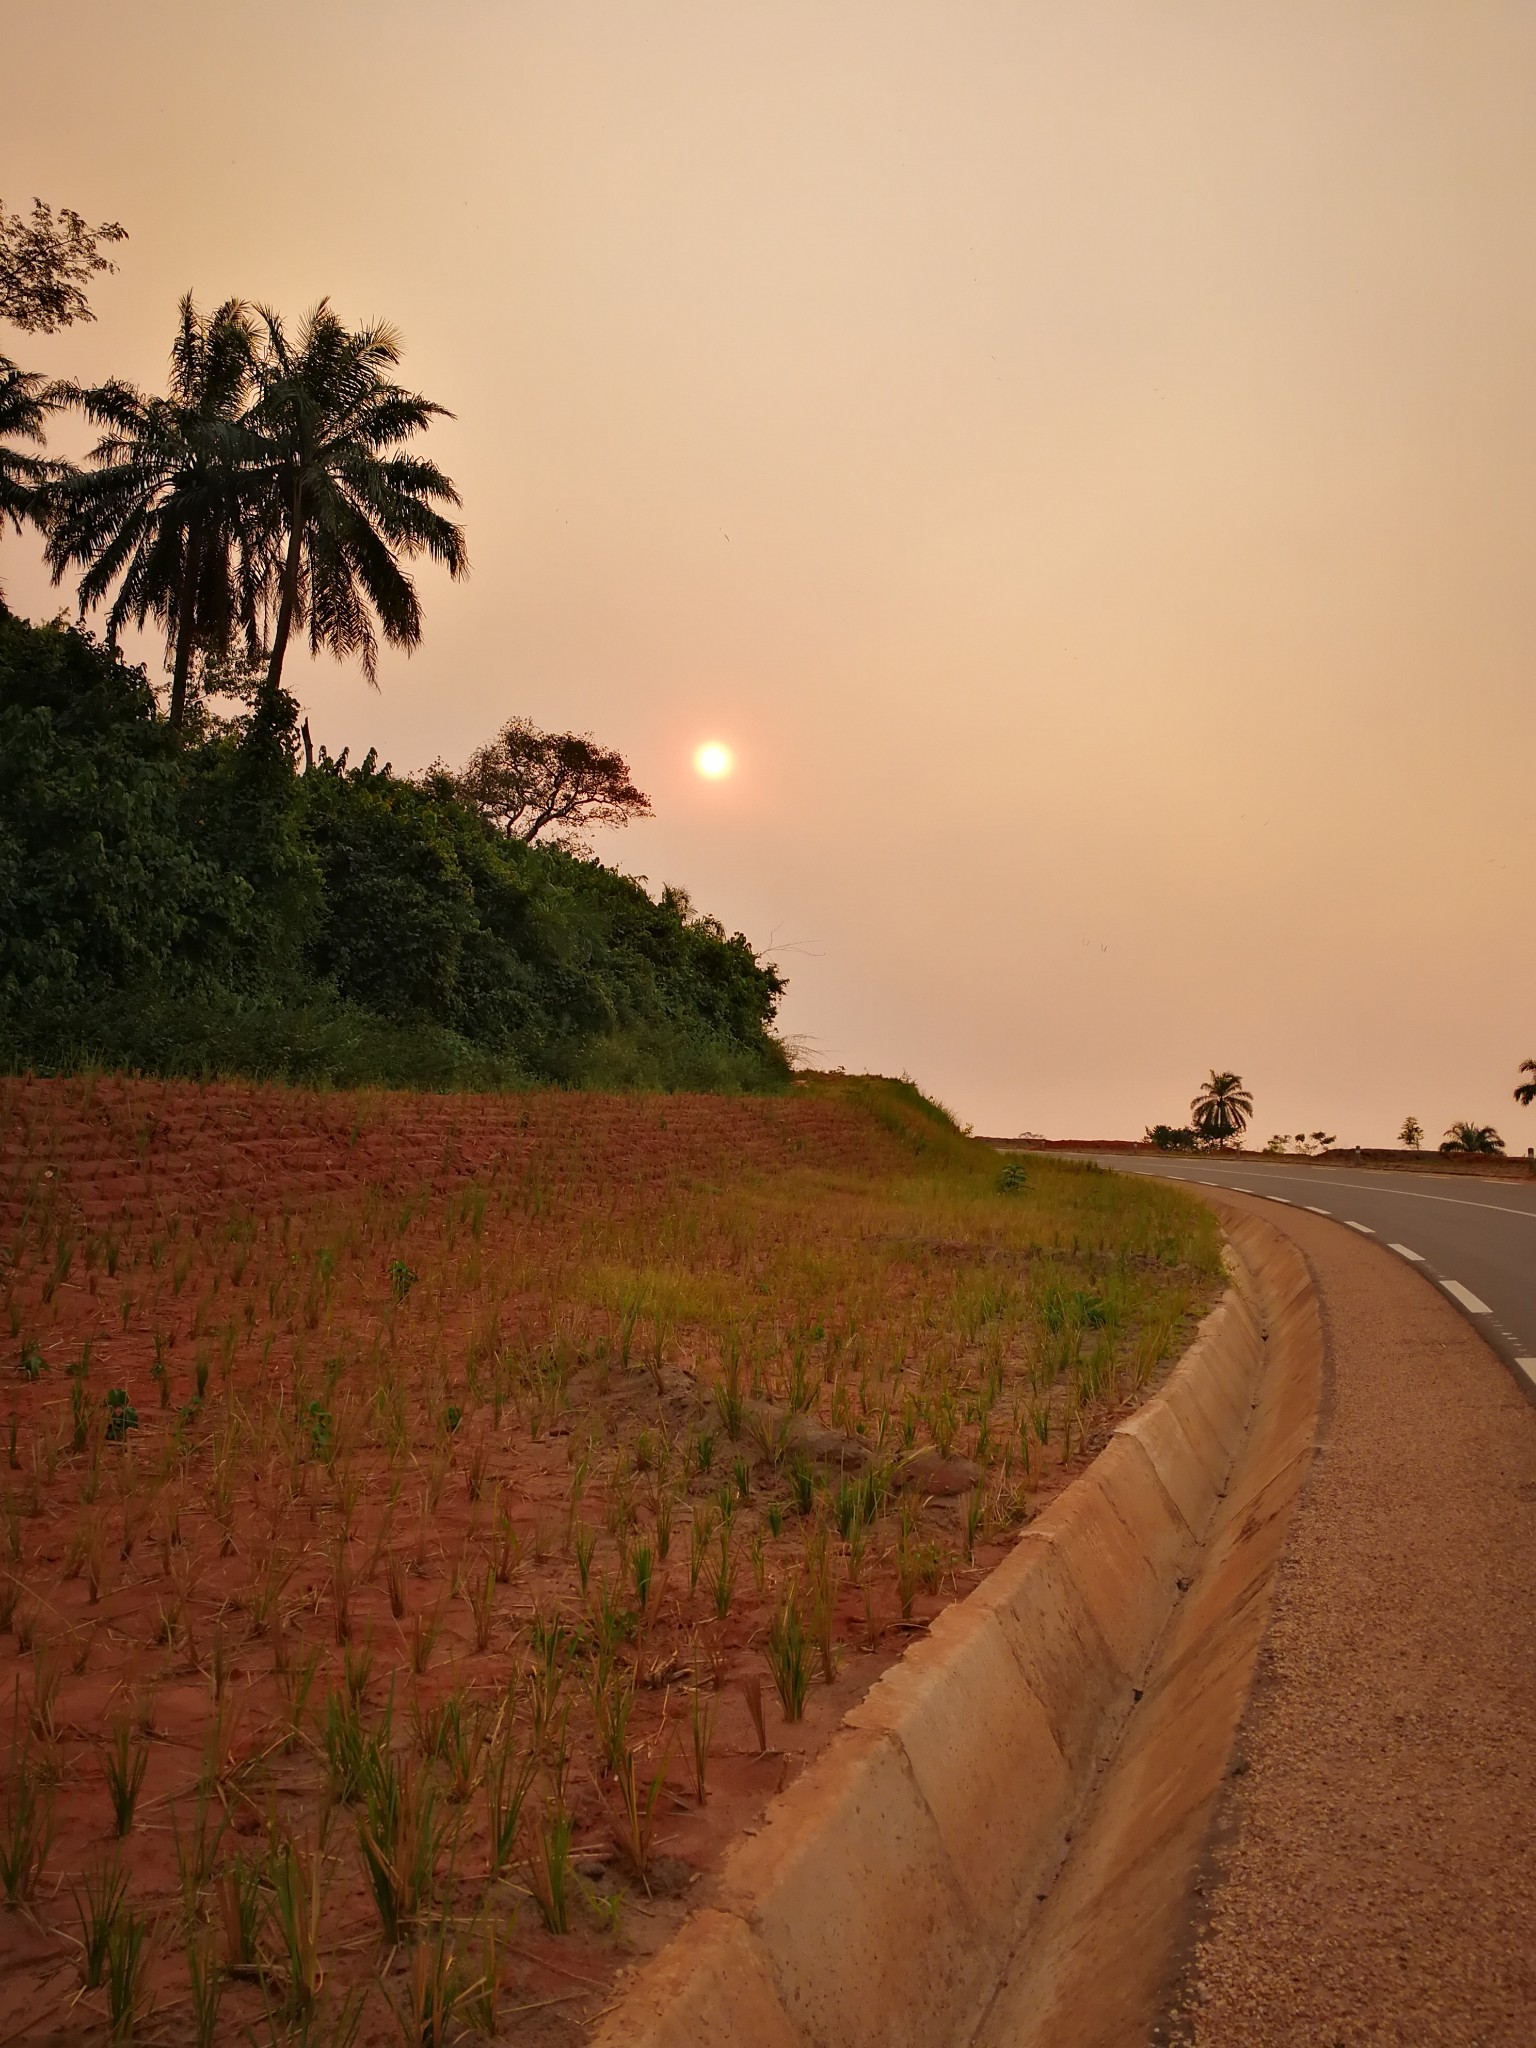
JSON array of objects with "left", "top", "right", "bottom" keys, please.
[
  {"left": 450, "top": 716, "right": 652, "bottom": 845},
  {"left": 0, "top": 197, "right": 126, "bottom": 334},
  {"left": 0, "top": 609, "right": 787, "bottom": 1092},
  {"left": 1190, "top": 1070, "right": 1253, "bottom": 1149}
]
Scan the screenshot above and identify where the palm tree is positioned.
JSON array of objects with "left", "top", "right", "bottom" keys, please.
[
  {"left": 1190, "top": 1070, "right": 1254, "bottom": 1150},
  {"left": 0, "top": 354, "right": 52, "bottom": 600},
  {"left": 1439, "top": 1121, "right": 1504, "bottom": 1156},
  {"left": 1515, "top": 1060, "right": 1535, "bottom": 1108},
  {"left": 45, "top": 294, "right": 260, "bottom": 728},
  {"left": 248, "top": 302, "right": 467, "bottom": 701}
]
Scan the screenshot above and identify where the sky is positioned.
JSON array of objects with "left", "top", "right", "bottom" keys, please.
[{"left": 5, "top": 1, "right": 1535, "bottom": 1145}]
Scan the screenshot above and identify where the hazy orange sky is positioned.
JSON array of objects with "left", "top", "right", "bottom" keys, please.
[{"left": 6, "top": 2, "right": 1534, "bottom": 1144}]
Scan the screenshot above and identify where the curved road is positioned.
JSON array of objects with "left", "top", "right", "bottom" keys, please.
[{"left": 1072, "top": 1153, "right": 1536, "bottom": 1404}]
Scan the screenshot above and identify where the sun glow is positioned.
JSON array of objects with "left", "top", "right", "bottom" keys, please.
[{"left": 693, "top": 741, "right": 733, "bottom": 780}]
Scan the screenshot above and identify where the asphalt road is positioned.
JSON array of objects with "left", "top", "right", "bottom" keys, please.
[{"left": 1073, "top": 1153, "right": 1536, "bottom": 1406}]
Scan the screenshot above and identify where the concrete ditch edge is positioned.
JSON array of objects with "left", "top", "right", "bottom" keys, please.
[{"left": 593, "top": 1212, "right": 1317, "bottom": 2048}]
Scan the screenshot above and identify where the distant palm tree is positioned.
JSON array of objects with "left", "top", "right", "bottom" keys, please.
[
  {"left": 1190, "top": 1070, "right": 1254, "bottom": 1150},
  {"left": 1439, "top": 1121, "right": 1505, "bottom": 1156},
  {"left": 0, "top": 354, "right": 52, "bottom": 599},
  {"left": 249, "top": 302, "right": 467, "bottom": 701},
  {"left": 1515, "top": 1060, "right": 1536, "bottom": 1108},
  {"left": 45, "top": 294, "right": 260, "bottom": 728}
]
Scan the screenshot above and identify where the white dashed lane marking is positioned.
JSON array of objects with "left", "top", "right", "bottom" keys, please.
[
  {"left": 1518, "top": 1359, "right": 1536, "bottom": 1394},
  {"left": 1346, "top": 1221, "right": 1375, "bottom": 1235},
  {"left": 1307, "top": 1206, "right": 1330, "bottom": 1215},
  {"left": 1442, "top": 1280, "right": 1492, "bottom": 1315},
  {"left": 1390, "top": 1244, "right": 1424, "bottom": 1262}
]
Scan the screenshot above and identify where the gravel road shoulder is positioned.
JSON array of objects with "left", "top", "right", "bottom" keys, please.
[{"left": 1164, "top": 1196, "right": 1536, "bottom": 2046}]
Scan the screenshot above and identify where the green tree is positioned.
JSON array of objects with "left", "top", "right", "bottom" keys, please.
[
  {"left": 1439, "top": 1121, "right": 1504, "bottom": 1156},
  {"left": 45, "top": 295, "right": 261, "bottom": 729},
  {"left": 1398, "top": 1115, "right": 1424, "bottom": 1150},
  {"left": 0, "top": 198, "right": 126, "bottom": 334},
  {"left": 249, "top": 302, "right": 467, "bottom": 702},
  {"left": 1514, "top": 1061, "right": 1535, "bottom": 1108},
  {"left": 451, "top": 716, "right": 652, "bottom": 845},
  {"left": 0, "top": 358, "right": 51, "bottom": 599},
  {"left": 1190, "top": 1071, "right": 1253, "bottom": 1150}
]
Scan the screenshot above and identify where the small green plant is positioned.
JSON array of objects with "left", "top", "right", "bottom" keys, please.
[
  {"left": 486, "top": 1720, "right": 537, "bottom": 1878},
  {"left": 689, "top": 1673, "right": 716, "bottom": 1804},
  {"left": 106, "top": 1903, "right": 152, "bottom": 2041},
  {"left": 465, "top": 1561, "right": 496, "bottom": 1653},
  {"left": 765, "top": 1588, "right": 812, "bottom": 1722},
  {"left": 710, "top": 1522, "right": 736, "bottom": 1620},
  {"left": 963, "top": 1487, "right": 986, "bottom": 1561},
  {"left": 73, "top": 1852, "right": 128, "bottom": 1988},
  {"left": 217, "top": 1853, "right": 262, "bottom": 1971},
  {"left": 267, "top": 1832, "right": 324, "bottom": 2017},
  {"left": 0, "top": 1698, "right": 55, "bottom": 1901},
  {"left": 609, "top": 1741, "right": 668, "bottom": 1890},
  {"left": 70, "top": 1376, "right": 93, "bottom": 1453},
  {"left": 389, "top": 1259, "right": 419, "bottom": 1304},
  {"left": 789, "top": 1458, "right": 815, "bottom": 1516},
  {"left": 356, "top": 1751, "right": 447, "bottom": 1943},
  {"left": 16, "top": 1343, "right": 45, "bottom": 1383},
  {"left": 394, "top": 1917, "right": 468, "bottom": 2047},
  {"left": 103, "top": 1388, "right": 138, "bottom": 1444},
  {"left": 526, "top": 1805, "right": 572, "bottom": 1933},
  {"left": 998, "top": 1160, "right": 1027, "bottom": 1194},
  {"left": 171, "top": 1781, "right": 228, "bottom": 1920},
  {"left": 188, "top": 1928, "right": 222, "bottom": 2048}
]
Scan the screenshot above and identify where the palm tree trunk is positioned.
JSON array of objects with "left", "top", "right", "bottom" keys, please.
[
  {"left": 168, "top": 525, "right": 202, "bottom": 732},
  {"left": 264, "top": 494, "right": 305, "bottom": 698}
]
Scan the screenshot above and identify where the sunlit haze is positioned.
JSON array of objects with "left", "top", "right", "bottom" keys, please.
[
  {"left": 694, "top": 743, "right": 734, "bottom": 782},
  {"left": 5, "top": 3, "right": 1534, "bottom": 1142}
]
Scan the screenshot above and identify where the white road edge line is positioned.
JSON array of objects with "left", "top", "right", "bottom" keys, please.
[
  {"left": 1345, "top": 1220, "right": 1374, "bottom": 1235},
  {"left": 1268, "top": 1195, "right": 1293, "bottom": 1204},
  {"left": 1389, "top": 1243, "right": 1424, "bottom": 1262},
  {"left": 1307, "top": 1205, "right": 1330, "bottom": 1215},
  {"left": 1518, "top": 1359, "right": 1536, "bottom": 1394},
  {"left": 1442, "top": 1279, "right": 1492, "bottom": 1315}
]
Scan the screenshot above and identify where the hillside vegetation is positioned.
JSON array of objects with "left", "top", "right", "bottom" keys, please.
[{"left": 0, "top": 608, "right": 787, "bottom": 1091}]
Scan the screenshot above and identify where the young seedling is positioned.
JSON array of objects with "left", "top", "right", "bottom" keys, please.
[
  {"left": 106, "top": 1902, "right": 152, "bottom": 2041},
  {"left": 765, "top": 1587, "right": 812, "bottom": 1722},
  {"left": 465, "top": 1561, "right": 496, "bottom": 1654},
  {"left": 689, "top": 1673, "right": 716, "bottom": 1804},
  {"left": 171, "top": 1781, "right": 228, "bottom": 1921},
  {"left": 609, "top": 1740, "right": 668, "bottom": 1891},
  {"left": 485, "top": 1720, "right": 537, "bottom": 1879},
  {"left": 741, "top": 1673, "right": 768, "bottom": 1757},
  {"left": 217, "top": 1853, "right": 263, "bottom": 1972},
  {"left": 187, "top": 1927, "right": 222, "bottom": 2048},
  {"left": 573, "top": 1520, "right": 596, "bottom": 1595},
  {"left": 73, "top": 1851, "right": 129, "bottom": 1988},
  {"left": 0, "top": 1694, "right": 55, "bottom": 1900},
  {"left": 526, "top": 1804, "right": 573, "bottom": 1934},
  {"left": 266, "top": 1830, "right": 324, "bottom": 2017}
]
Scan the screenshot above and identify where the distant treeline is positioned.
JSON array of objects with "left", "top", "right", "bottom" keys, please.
[{"left": 0, "top": 609, "right": 790, "bottom": 1092}]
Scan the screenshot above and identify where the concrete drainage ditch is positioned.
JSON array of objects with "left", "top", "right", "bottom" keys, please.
[{"left": 593, "top": 1205, "right": 1323, "bottom": 2048}]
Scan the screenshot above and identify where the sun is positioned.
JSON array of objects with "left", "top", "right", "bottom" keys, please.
[{"left": 693, "top": 741, "right": 733, "bottom": 780}]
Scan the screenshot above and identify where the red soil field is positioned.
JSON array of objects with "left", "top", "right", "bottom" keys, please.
[{"left": 0, "top": 1073, "right": 1217, "bottom": 2045}]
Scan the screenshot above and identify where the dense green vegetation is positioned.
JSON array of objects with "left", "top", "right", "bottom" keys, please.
[{"left": 0, "top": 608, "right": 789, "bottom": 1090}]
